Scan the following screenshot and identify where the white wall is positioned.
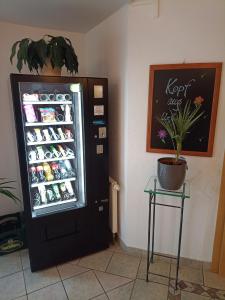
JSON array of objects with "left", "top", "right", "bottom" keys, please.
[
  {"left": 85, "top": 0, "right": 225, "bottom": 261},
  {"left": 125, "top": 0, "right": 225, "bottom": 262},
  {"left": 0, "top": 21, "right": 85, "bottom": 216},
  {"left": 85, "top": 6, "right": 129, "bottom": 240}
]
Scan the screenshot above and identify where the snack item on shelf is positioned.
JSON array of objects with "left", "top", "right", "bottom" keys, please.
[
  {"left": 58, "top": 145, "right": 66, "bottom": 157},
  {"left": 64, "top": 160, "right": 75, "bottom": 177},
  {"left": 56, "top": 94, "right": 71, "bottom": 101},
  {"left": 63, "top": 145, "right": 74, "bottom": 157},
  {"left": 65, "top": 181, "right": 75, "bottom": 198},
  {"left": 43, "top": 146, "right": 53, "bottom": 159},
  {"left": 55, "top": 111, "right": 64, "bottom": 122},
  {"left": 36, "top": 165, "right": 46, "bottom": 182},
  {"left": 65, "top": 129, "right": 73, "bottom": 139},
  {"left": 34, "top": 128, "right": 43, "bottom": 142},
  {"left": 36, "top": 146, "right": 45, "bottom": 160},
  {"left": 59, "top": 182, "right": 70, "bottom": 200},
  {"left": 51, "top": 162, "right": 61, "bottom": 180},
  {"left": 39, "top": 94, "right": 55, "bottom": 101},
  {"left": 65, "top": 105, "right": 72, "bottom": 122},
  {"left": 23, "top": 93, "right": 39, "bottom": 102},
  {"left": 30, "top": 166, "right": 39, "bottom": 184},
  {"left": 42, "top": 129, "right": 52, "bottom": 141},
  {"left": 46, "top": 187, "right": 56, "bottom": 202},
  {"left": 43, "top": 162, "right": 54, "bottom": 181},
  {"left": 57, "top": 128, "right": 65, "bottom": 140},
  {"left": 28, "top": 149, "right": 37, "bottom": 162},
  {"left": 39, "top": 107, "right": 56, "bottom": 123},
  {"left": 27, "top": 131, "right": 36, "bottom": 143},
  {"left": 33, "top": 191, "right": 42, "bottom": 207},
  {"left": 59, "top": 161, "right": 68, "bottom": 179},
  {"left": 50, "top": 145, "right": 61, "bottom": 158},
  {"left": 24, "top": 104, "right": 37, "bottom": 123},
  {"left": 49, "top": 127, "right": 59, "bottom": 140},
  {"left": 52, "top": 184, "right": 61, "bottom": 201},
  {"left": 38, "top": 186, "right": 47, "bottom": 204}
]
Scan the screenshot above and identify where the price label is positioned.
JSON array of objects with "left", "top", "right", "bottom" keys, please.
[{"left": 94, "top": 105, "right": 104, "bottom": 116}]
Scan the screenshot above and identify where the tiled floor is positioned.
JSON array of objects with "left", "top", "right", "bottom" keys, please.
[{"left": 0, "top": 243, "right": 225, "bottom": 300}]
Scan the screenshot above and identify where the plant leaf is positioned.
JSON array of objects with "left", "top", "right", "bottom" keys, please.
[{"left": 10, "top": 40, "right": 20, "bottom": 63}]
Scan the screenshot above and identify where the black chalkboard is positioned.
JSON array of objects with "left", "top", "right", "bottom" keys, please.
[{"left": 146, "top": 63, "right": 222, "bottom": 157}]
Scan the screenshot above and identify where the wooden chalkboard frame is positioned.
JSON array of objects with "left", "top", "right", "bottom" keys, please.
[{"left": 146, "top": 63, "right": 222, "bottom": 157}]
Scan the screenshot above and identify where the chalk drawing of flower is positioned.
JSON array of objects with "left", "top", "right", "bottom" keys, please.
[
  {"left": 194, "top": 96, "right": 204, "bottom": 106},
  {"left": 158, "top": 129, "right": 167, "bottom": 143}
]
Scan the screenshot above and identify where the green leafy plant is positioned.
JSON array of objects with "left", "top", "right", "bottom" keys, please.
[
  {"left": 0, "top": 178, "right": 20, "bottom": 204},
  {"left": 10, "top": 35, "right": 78, "bottom": 74},
  {"left": 157, "top": 97, "right": 204, "bottom": 162}
]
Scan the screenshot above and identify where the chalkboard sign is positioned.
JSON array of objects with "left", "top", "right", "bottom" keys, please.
[{"left": 146, "top": 63, "right": 222, "bottom": 157}]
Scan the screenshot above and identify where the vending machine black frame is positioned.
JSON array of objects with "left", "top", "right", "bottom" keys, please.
[{"left": 10, "top": 74, "right": 109, "bottom": 271}]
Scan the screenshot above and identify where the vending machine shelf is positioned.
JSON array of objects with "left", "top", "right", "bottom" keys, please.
[
  {"left": 25, "top": 121, "right": 73, "bottom": 127},
  {"left": 33, "top": 198, "right": 77, "bottom": 210},
  {"left": 27, "top": 139, "right": 74, "bottom": 146},
  {"left": 23, "top": 101, "right": 72, "bottom": 105},
  {"left": 31, "top": 177, "right": 76, "bottom": 188},
  {"left": 29, "top": 156, "right": 75, "bottom": 164}
]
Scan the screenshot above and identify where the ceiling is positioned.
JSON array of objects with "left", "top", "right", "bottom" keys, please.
[{"left": 0, "top": 0, "right": 128, "bottom": 33}]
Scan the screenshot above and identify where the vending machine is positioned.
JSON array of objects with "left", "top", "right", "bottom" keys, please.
[{"left": 10, "top": 74, "right": 109, "bottom": 271}]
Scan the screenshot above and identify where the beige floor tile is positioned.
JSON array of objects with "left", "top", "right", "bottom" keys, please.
[
  {"left": 131, "top": 279, "right": 168, "bottom": 300},
  {"left": 106, "top": 253, "right": 140, "bottom": 279},
  {"left": 78, "top": 250, "right": 113, "bottom": 272},
  {"left": 0, "top": 271, "right": 26, "bottom": 300},
  {"left": 63, "top": 270, "right": 104, "bottom": 300},
  {"left": 150, "top": 260, "right": 170, "bottom": 277},
  {"left": 109, "top": 241, "right": 123, "bottom": 252},
  {"left": 20, "top": 249, "right": 30, "bottom": 270},
  {"left": 203, "top": 269, "right": 225, "bottom": 290},
  {"left": 109, "top": 241, "right": 142, "bottom": 257},
  {"left": 95, "top": 270, "right": 132, "bottom": 292},
  {"left": 107, "top": 281, "right": 134, "bottom": 300},
  {"left": 143, "top": 253, "right": 171, "bottom": 263},
  {"left": 137, "top": 258, "right": 169, "bottom": 285},
  {"left": 69, "top": 258, "right": 80, "bottom": 265},
  {"left": 92, "top": 294, "right": 108, "bottom": 300},
  {"left": 202, "top": 262, "right": 211, "bottom": 271},
  {"left": 171, "top": 264, "right": 203, "bottom": 284},
  {"left": 27, "top": 282, "right": 67, "bottom": 300},
  {"left": 0, "top": 252, "right": 22, "bottom": 278},
  {"left": 171, "top": 257, "right": 203, "bottom": 270},
  {"left": 57, "top": 262, "right": 89, "bottom": 280},
  {"left": 181, "top": 291, "right": 211, "bottom": 299},
  {"left": 24, "top": 267, "right": 60, "bottom": 293}
]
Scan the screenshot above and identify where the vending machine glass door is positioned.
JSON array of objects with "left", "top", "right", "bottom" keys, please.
[{"left": 18, "top": 82, "right": 86, "bottom": 218}]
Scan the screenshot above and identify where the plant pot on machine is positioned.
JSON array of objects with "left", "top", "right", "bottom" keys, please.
[
  {"left": 40, "top": 59, "right": 61, "bottom": 76},
  {"left": 157, "top": 157, "right": 187, "bottom": 190}
]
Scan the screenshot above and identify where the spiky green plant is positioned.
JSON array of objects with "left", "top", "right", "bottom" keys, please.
[
  {"left": 0, "top": 178, "right": 20, "bottom": 204},
  {"left": 10, "top": 35, "right": 78, "bottom": 74},
  {"left": 158, "top": 98, "right": 204, "bottom": 162}
]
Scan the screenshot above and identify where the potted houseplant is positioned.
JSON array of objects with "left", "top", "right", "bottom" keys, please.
[
  {"left": 10, "top": 35, "right": 79, "bottom": 75},
  {"left": 0, "top": 178, "right": 23, "bottom": 255},
  {"left": 157, "top": 97, "right": 204, "bottom": 190},
  {"left": 0, "top": 178, "right": 20, "bottom": 204}
]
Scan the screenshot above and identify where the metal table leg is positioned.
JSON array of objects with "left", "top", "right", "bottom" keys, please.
[
  {"left": 151, "top": 178, "right": 157, "bottom": 263},
  {"left": 146, "top": 192, "right": 153, "bottom": 282},
  {"left": 175, "top": 183, "right": 186, "bottom": 290}
]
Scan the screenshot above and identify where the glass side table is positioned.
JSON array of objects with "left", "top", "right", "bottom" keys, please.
[{"left": 144, "top": 176, "right": 190, "bottom": 290}]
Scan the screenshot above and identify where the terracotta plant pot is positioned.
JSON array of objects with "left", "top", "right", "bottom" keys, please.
[
  {"left": 157, "top": 157, "right": 187, "bottom": 190},
  {"left": 40, "top": 59, "right": 61, "bottom": 76}
]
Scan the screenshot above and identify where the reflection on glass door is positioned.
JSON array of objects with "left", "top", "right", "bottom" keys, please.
[{"left": 19, "top": 82, "right": 86, "bottom": 218}]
